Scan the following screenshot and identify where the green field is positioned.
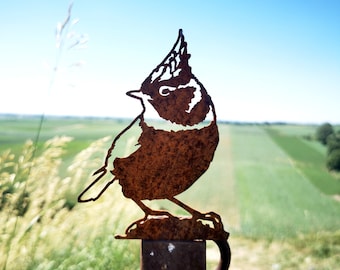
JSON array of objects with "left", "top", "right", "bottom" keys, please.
[{"left": 0, "top": 116, "right": 339, "bottom": 269}]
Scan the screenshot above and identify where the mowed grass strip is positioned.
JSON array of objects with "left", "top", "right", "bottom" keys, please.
[
  {"left": 266, "top": 127, "right": 340, "bottom": 195},
  {"left": 230, "top": 125, "right": 340, "bottom": 239}
]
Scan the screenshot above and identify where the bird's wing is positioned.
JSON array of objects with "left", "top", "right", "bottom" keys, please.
[{"left": 78, "top": 114, "right": 142, "bottom": 203}]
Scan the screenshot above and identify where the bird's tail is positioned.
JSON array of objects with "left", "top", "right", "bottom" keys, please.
[{"left": 78, "top": 167, "right": 116, "bottom": 203}]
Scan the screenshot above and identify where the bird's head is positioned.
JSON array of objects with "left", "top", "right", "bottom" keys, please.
[{"left": 129, "top": 29, "right": 214, "bottom": 126}]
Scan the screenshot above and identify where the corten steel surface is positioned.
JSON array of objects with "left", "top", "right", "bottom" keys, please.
[
  {"left": 78, "top": 29, "right": 230, "bottom": 269},
  {"left": 141, "top": 240, "right": 206, "bottom": 270}
]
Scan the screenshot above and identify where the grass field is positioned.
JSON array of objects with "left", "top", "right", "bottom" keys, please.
[
  {"left": 0, "top": 115, "right": 339, "bottom": 269},
  {"left": 231, "top": 125, "right": 339, "bottom": 237}
]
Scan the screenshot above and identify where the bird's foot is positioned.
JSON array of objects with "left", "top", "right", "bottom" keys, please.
[
  {"left": 125, "top": 210, "right": 174, "bottom": 235},
  {"left": 192, "top": 211, "right": 224, "bottom": 232}
]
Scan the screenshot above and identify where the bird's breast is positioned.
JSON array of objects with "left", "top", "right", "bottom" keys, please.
[{"left": 112, "top": 120, "right": 219, "bottom": 200}]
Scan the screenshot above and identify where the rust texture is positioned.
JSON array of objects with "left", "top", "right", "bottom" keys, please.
[
  {"left": 116, "top": 215, "right": 228, "bottom": 241},
  {"left": 78, "top": 29, "right": 229, "bottom": 246},
  {"left": 113, "top": 121, "right": 218, "bottom": 200}
]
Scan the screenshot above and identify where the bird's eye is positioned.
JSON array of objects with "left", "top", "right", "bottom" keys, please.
[{"left": 159, "top": 86, "right": 176, "bottom": 97}]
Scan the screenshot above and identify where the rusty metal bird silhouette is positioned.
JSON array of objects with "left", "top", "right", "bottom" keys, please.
[{"left": 78, "top": 30, "right": 229, "bottom": 247}]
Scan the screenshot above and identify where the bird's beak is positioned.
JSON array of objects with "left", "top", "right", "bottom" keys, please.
[
  {"left": 127, "top": 90, "right": 153, "bottom": 102},
  {"left": 126, "top": 90, "right": 143, "bottom": 99}
]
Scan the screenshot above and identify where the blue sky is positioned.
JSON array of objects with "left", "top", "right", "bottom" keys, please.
[{"left": 0, "top": 0, "right": 339, "bottom": 123}]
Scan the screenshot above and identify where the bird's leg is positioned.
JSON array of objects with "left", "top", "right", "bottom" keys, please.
[
  {"left": 125, "top": 199, "right": 174, "bottom": 234},
  {"left": 133, "top": 199, "right": 174, "bottom": 217},
  {"left": 168, "top": 197, "right": 224, "bottom": 231}
]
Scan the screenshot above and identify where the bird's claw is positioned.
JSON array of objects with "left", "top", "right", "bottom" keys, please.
[
  {"left": 192, "top": 211, "right": 224, "bottom": 231},
  {"left": 125, "top": 210, "right": 174, "bottom": 235}
]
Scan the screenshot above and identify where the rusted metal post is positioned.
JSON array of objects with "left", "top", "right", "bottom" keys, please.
[{"left": 141, "top": 240, "right": 206, "bottom": 270}]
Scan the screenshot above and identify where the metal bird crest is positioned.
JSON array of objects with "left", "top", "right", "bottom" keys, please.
[{"left": 78, "top": 30, "right": 229, "bottom": 250}]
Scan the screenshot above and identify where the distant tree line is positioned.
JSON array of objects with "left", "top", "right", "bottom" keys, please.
[{"left": 316, "top": 123, "right": 340, "bottom": 171}]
